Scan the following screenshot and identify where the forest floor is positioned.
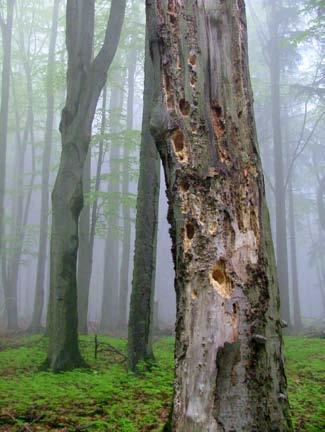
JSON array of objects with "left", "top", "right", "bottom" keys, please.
[{"left": 0, "top": 335, "right": 323, "bottom": 432}]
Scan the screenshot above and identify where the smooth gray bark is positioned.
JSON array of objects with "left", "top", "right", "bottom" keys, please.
[
  {"left": 0, "top": 0, "right": 15, "bottom": 254},
  {"left": 3, "top": 18, "right": 36, "bottom": 330},
  {"left": 46, "top": 0, "right": 126, "bottom": 371},
  {"left": 118, "top": 48, "right": 137, "bottom": 328},
  {"left": 101, "top": 84, "right": 124, "bottom": 333},
  {"left": 288, "top": 179, "right": 302, "bottom": 330},
  {"left": 77, "top": 151, "right": 91, "bottom": 334},
  {"left": 128, "top": 33, "right": 160, "bottom": 370},
  {"left": 30, "top": 0, "right": 60, "bottom": 333},
  {"left": 318, "top": 175, "right": 325, "bottom": 229},
  {"left": 267, "top": 0, "right": 291, "bottom": 327}
]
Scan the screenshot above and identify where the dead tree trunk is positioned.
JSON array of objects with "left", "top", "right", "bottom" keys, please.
[
  {"left": 45, "top": 0, "right": 126, "bottom": 371},
  {"left": 146, "top": 1, "right": 292, "bottom": 430}
]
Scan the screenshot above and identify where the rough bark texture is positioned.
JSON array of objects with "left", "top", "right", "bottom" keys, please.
[
  {"left": 147, "top": 1, "right": 292, "bottom": 430},
  {"left": 30, "top": 0, "right": 60, "bottom": 333},
  {"left": 267, "top": 0, "right": 291, "bottom": 327},
  {"left": 127, "top": 33, "right": 160, "bottom": 371},
  {"left": 46, "top": 0, "right": 126, "bottom": 371}
]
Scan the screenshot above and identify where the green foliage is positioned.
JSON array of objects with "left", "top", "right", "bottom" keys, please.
[{"left": 0, "top": 336, "right": 324, "bottom": 431}]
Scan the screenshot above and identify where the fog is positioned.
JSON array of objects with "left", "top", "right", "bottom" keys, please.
[{"left": 0, "top": 0, "right": 324, "bottom": 333}]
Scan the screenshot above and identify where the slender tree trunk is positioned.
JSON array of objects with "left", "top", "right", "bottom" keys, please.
[
  {"left": 268, "top": 0, "right": 291, "bottom": 327},
  {"left": 101, "top": 85, "right": 123, "bottom": 332},
  {"left": 89, "top": 86, "right": 107, "bottom": 259},
  {"left": 288, "top": 179, "right": 302, "bottom": 331},
  {"left": 46, "top": 0, "right": 126, "bottom": 371},
  {"left": 318, "top": 175, "right": 325, "bottom": 229},
  {"left": 77, "top": 151, "right": 91, "bottom": 334},
  {"left": 128, "top": 33, "right": 160, "bottom": 370},
  {"left": 118, "top": 48, "right": 137, "bottom": 328},
  {"left": 77, "top": 85, "right": 108, "bottom": 334},
  {"left": 0, "top": 0, "right": 14, "bottom": 255},
  {"left": 30, "top": 0, "right": 60, "bottom": 333},
  {"left": 4, "top": 33, "right": 35, "bottom": 330},
  {"left": 146, "top": 1, "right": 292, "bottom": 430}
]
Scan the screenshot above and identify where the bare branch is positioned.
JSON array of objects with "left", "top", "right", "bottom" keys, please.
[
  {"left": 247, "top": 0, "right": 270, "bottom": 66},
  {"left": 92, "top": 0, "right": 127, "bottom": 75},
  {"left": 285, "top": 111, "right": 325, "bottom": 189}
]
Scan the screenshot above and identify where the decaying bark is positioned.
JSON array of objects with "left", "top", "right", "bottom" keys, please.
[
  {"left": 147, "top": 1, "right": 292, "bottom": 430},
  {"left": 46, "top": 0, "right": 126, "bottom": 371}
]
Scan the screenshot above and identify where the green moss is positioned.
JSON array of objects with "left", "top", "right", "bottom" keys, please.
[
  {"left": 0, "top": 335, "right": 323, "bottom": 431},
  {"left": 284, "top": 337, "right": 325, "bottom": 431}
]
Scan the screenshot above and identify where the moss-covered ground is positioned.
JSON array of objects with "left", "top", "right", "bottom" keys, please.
[{"left": 0, "top": 335, "right": 323, "bottom": 431}]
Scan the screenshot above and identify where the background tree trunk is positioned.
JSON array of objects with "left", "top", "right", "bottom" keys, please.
[
  {"left": 0, "top": 0, "right": 15, "bottom": 254},
  {"left": 46, "top": 0, "right": 126, "bottom": 371},
  {"left": 288, "top": 178, "right": 302, "bottom": 330},
  {"left": 267, "top": 0, "right": 291, "bottom": 327},
  {"left": 77, "top": 151, "right": 91, "bottom": 334},
  {"left": 101, "top": 84, "right": 123, "bottom": 333},
  {"left": 30, "top": 0, "right": 60, "bottom": 333},
  {"left": 119, "top": 48, "right": 137, "bottom": 328},
  {"left": 128, "top": 33, "right": 160, "bottom": 371},
  {"left": 147, "top": 1, "right": 292, "bottom": 430}
]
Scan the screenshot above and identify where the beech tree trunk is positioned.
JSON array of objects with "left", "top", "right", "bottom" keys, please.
[
  {"left": 77, "top": 151, "right": 91, "bottom": 334},
  {"left": 77, "top": 85, "right": 108, "bottom": 334},
  {"left": 30, "top": 0, "right": 60, "bottom": 333},
  {"left": 119, "top": 48, "right": 137, "bottom": 328},
  {"left": 46, "top": 0, "right": 126, "bottom": 371},
  {"left": 318, "top": 175, "right": 325, "bottom": 229},
  {"left": 128, "top": 33, "right": 160, "bottom": 370},
  {"left": 101, "top": 84, "right": 124, "bottom": 332},
  {"left": 146, "top": 1, "right": 292, "bottom": 430},
  {"left": 0, "top": 0, "right": 15, "bottom": 254},
  {"left": 4, "top": 20, "right": 36, "bottom": 331},
  {"left": 267, "top": 0, "right": 291, "bottom": 327},
  {"left": 288, "top": 179, "right": 301, "bottom": 330}
]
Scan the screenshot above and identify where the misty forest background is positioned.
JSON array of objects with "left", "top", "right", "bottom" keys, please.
[
  {"left": 0, "top": 0, "right": 324, "bottom": 431},
  {"left": 0, "top": 0, "right": 324, "bottom": 334}
]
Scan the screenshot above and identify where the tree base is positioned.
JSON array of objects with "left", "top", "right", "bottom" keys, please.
[
  {"left": 41, "top": 352, "right": 89, "bottom": 373},
  {"left": 27, "top": 324, "right": 46, "bottom": 335}
]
